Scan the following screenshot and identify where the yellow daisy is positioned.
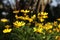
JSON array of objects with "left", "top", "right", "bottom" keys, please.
[
  {"left": 13, "top": 10, "right": 19, "bottom": 14},
  {"left": 3, "top": 28, "right": 12, "bottom": 33},
  {"left": 13, "top": 21, "right": 25, "bottom": 28},
  {"left": 0, "top": 18, "right": 8, "bottom": 22}
]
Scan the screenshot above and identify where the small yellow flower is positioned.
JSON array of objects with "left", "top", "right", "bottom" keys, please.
[
  {"left": 40, "top": 12, "right": 48, "bottom": 16},
  {"left": 24, "top": 10, "right": 30, "bottom": 13},
  {"left": 38, "top": 23, "right": 43, "bottom": 28},
  {"left": 3, "top": 28, "right": 12, "bottom": 33},
  {"left": 33, "top": 27, "right": 43, "bottom": 33},
  {"left": 0, "top": 18, "right": 8, "bottom": 22},
  {"left": 20, "top": 9, "right": 24, "bottom": 12},
  {"left": 13, "top": 10, "right": 19, "bottom": 14},
  {"left": 53, "top": 21, "right": 58, "bottom": 26},
  {"left": 31, "top": 14, "right": 36, "bottom": 19},
  {"left": 5, "top": 25, "right": 10, "bottom": 28},
  {"left": 38, "top": 12, "right": 48, "bottom": 19},
  {"left": 21, "top": 10, "right": 30, "bottom": 13},
  {"left": 13, "top": 21, "right": 25, "bottom": 28},
  {"left": 37, "top": 28, "right": 43, "bottom": 33},
  {"left": 43, "top": 12, "right": 48, "bottom": 16},
  {"left": 15, "top": 15, "right": 18, "bottom": 19},
  {"left": 44, "top": 23, "right": 53, "bottom": 30}
]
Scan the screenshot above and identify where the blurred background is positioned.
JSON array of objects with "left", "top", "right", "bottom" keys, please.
[{"left": 0, "top": 0, "right": 60, "bottom": 22}]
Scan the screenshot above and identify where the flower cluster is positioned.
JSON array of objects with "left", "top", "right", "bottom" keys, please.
[
  {"left": 33, "top": 22, "right": 60, "bottom": 33},
  {"left": 0, "top": 10, "right": 60, "bottom": 40},
  {"left": 38, "top": 12, "right": 48, "bottom": 22}
]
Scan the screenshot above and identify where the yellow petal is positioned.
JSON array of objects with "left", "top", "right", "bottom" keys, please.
[
  {"left": 42, "top": 16, "right": 48, "bottom": 18},
  {"left": 39, "top": 18, "right": 44, "bottom": 22},
  {"left": 24, "top": 10, "right": 30, "bottom": 13},
  {"left": 43, "top": 12, "right": 48, "bottom": 15}
]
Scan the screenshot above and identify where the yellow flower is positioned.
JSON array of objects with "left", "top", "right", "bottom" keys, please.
[
  {"left": 53, "top": 21, "right": 58, "bottom": 26},
  {"left": 21, "top": 10, "right": 30, "bottom": 13},
  {"left": 13, "top": 21, "right": 25, "bottom": 28},
  {"left": 13, "top": 10, "right": 19, "bottom": 14},
  {"left": 38, "top": 12, "right": 48, "bottom": 19},
  {"left": 5, "top": 25, "right": 10, "bottom": 28},
  {"left": 44, "top": 23, "right": 53, "bottom": 30},
  {"left": 3, "top": 28, "right": 12, "bottom": 33},
  {"left": 37, "top": 28, "right": 43, "bottom": 33},
  {"left": 58, "top": 24, "right": 60, "bottom": 29},
  {"left": 33, "top": 27, "right": 43, "bottom": 33},
  {"left": 0, "top": 18, "right": 8, "bottom": 22},
  {"left": 15, "top": 15, "right": 18, "bottom": 19},
  {"left": 38, "top": 23, "right": 43, "bottom": 28},
  {"left": 31, "top": 14, "right": 36, "bottom": 19},
  {"left": 24, "top": 10, "right": 30, "bottom": 13},
  {"left": 20, "top": 9, "right": 24, "bottom": 12},
  {"left": 43, "top": 12, "right": 48, "bottom": 16},
  {"left": 40, "top": 12, "right": 48, "bottom": 16}
]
